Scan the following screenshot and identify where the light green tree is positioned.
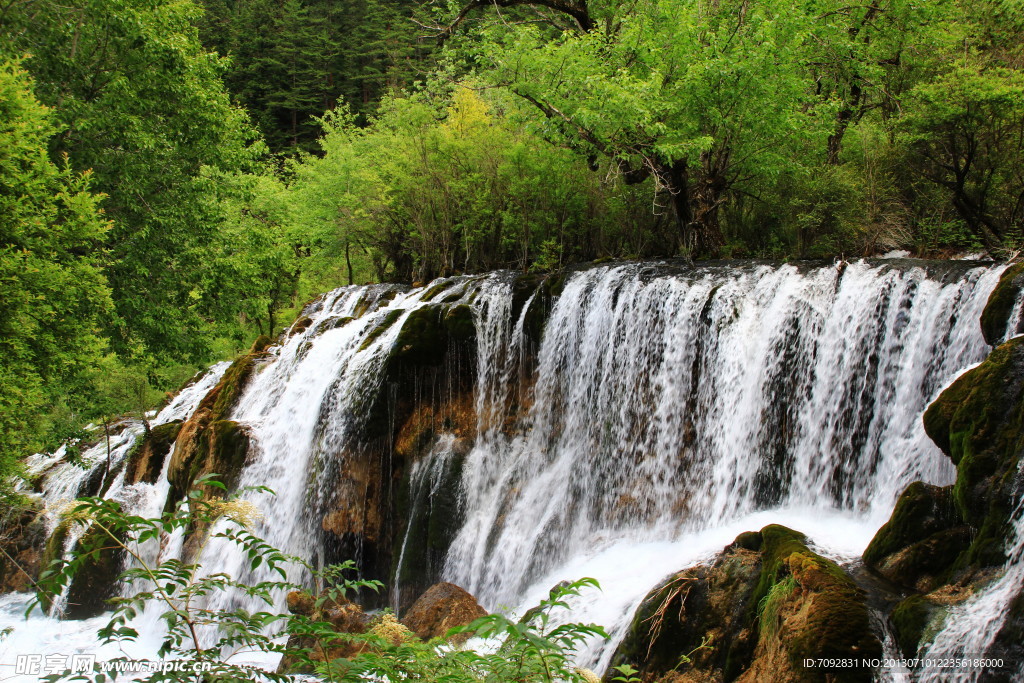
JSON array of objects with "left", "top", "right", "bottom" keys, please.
[{"left": 0, "top": 60, "right": 112, "bottom": 490}]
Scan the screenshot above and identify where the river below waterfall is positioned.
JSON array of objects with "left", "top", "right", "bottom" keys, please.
[{"left": 3, "top": 258, "right": 1022, "bottom": 681}]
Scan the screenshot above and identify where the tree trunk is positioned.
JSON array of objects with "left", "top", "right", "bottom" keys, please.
[{"left": 346, "top": 240, "right": 354, "bottom": 286}]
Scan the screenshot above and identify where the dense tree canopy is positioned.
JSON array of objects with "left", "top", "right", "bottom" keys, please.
[
  {"left": 1, "top": 0, "right": 1024, "bottom": 479},
  {"left": 2, "top": 0, "right": 261, "bottom": 362},
  {"left": 0, "top": 60, "right": 111, "bottom": 481}
]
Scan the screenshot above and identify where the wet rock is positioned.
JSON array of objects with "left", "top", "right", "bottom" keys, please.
[
  {"left": 250, "top": 334, "right": 275, "bottom": 353},
  {"left": 167, "top": 350, "right": 263, "bottom": 503},
  {"left": 289, "top": 316, "right": 313, "bottom": 336},
  {"left": 124, "top": 420, "right": 182, "bottom": 485},
  {"left": 400, "top": 582, "right": 486, "bottom": 642},
  {"left": 0, "top": 498, "right": 47, "bottom": 593},
  {"left": 864, "top": 335, "right": 1024, "bottom": 662},
  {"left": 63, "top": 525, "right": 124, "bottom": 619}
]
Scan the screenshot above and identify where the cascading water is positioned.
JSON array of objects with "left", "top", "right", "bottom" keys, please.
[
  {"left": 439, "top": 260, "right": 1005, "bottom": 670},
  {"left": 3, "top": 258, "right": 1023, "bottom": 681}
]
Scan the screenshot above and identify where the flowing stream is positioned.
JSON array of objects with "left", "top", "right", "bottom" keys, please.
[{"left": 2, "top": 258, "right": 1023, "bottom": 681}]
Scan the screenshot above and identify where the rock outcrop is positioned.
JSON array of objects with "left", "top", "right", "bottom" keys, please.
[
  {"left": 980, "top": 262, "right": 1024, "bottom": 345},
  {"left": 167, "top": 347, "right": 263, "bottom": 506}
]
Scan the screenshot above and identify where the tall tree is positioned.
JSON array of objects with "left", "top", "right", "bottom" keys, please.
[{"left": 438, "top": 0, "right": 832, "bottom": 256}]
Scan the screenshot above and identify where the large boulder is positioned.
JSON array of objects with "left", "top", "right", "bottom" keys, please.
[
  {"left": 400, "top": 582, "right": 487, "bottom": 642},
  {"left": 609, "top": 525, "right": 881, "bottom": 683}
]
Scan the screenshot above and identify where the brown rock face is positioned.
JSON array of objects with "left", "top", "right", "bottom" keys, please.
[{"left": 400, "top": 582, "right": 487, "bottom": 642}]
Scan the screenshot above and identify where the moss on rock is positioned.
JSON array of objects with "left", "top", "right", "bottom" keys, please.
[
  {"left": 443, "top": 304, "right": 476, "bottom": 344},
  {"left": 863, "top": 482, "right": 969, "bottom": 591},
  {"left": 980, "top": 262, "right": 1024, "bottom": 346},
  {"left": 167, "top": 350, "right": 263, "bottom": 504},
  {"left": 890, "top": 595, "right": 945, "bottom": 658},
  {"left": 63, "top": 525, "right": 125, "bottom": 619},
  {"left": 250, "top": 334, "right": 274, "bottom": 353},
  {"left": 124, "top": 420, "right": 182, "bottom": 485},
  {"left": 610, "top": 525, "right": 880, "bottom": 683}
]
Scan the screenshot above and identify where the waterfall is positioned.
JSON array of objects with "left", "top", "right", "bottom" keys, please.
[
  {"left": 437, "top": 260, "right": 1003, "bottom": 669},
  {"left": 4, "top": 258, "right": 1022, "bottom": 679}
]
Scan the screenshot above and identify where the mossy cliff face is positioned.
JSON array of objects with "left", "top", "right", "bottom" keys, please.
[
  {"left": 864, "top": 335, "right": 1024, "bottom": 660},
  {"left": 609, "top": 525, "right": 881, "bottom": 683},
  {"left": 921, "top": 336, "right": 1024, "bottom": 567},
  {"left": 167, "top": 349, "right": 262, "bottom": 505},
  {"left": 123, "top": 420, "right": 182, "bottom": 485},
  {"left": 979, "top": 262, "right": 1024, "bottom": 345}
]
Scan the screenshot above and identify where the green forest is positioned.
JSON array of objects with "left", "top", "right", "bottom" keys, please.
[{"left": 2, "top": 0, "right": 1023, "bottom": 486}]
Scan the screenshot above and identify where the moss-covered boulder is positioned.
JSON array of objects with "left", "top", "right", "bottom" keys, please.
[
  {"left": 609, "top": 525, "right": 881, "bottom": 683},
  {"left": 921, "top": 336, "right": 1024, "bottom": 568},
  {"left": 980, "top": 262, "right": 1024, "bottom": 345},
  {"left": 862, "top": 482, "right": 969, "bottom": 591},
  {"left": 168, "top": 419, "right": 251, "bottom": 504},
  {"left": 124, "top": 421, "right": 182, "bottom": 485},
  {"left": 864, "top": 334, "right": 1024, "bottom": 661},
  {"left": 167, "top": 351, "right": 262, "bottom": 503}
]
